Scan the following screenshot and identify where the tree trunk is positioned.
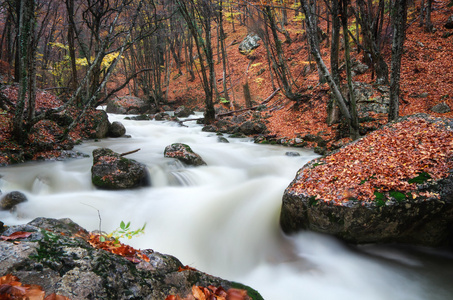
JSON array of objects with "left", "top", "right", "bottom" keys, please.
[
  {"left": 356, "top": 0, "right": 389, "bottom": 85},
  {"left": 66, "top": 0, "right": 78, "bottom": 97},
  {"left": 425, "top": 0, "right": 433, "bottom": 32},
  {"left": 13, "top": 0, "right": 35, "bottom": 144},
  {"left": 388, "top": 0, "right": 407, "bottom": 121},
  {"left": 243, "top": 79, "right": 252, "bottom": 108},
  {"left": 328, "top": 0, "right": 341, "bottom": 125},
  {"left": 264, "top": 5, "right": 296, "bottom": 100},
  {"left": 176, "top": 0, "right": 215, "bottom": 123},
  {"left": 341, "top": 0, "right": 360, "bottom": 139},
  {"left": 218, "top": 0, "right": 230, "bottom": 105},
  {"left": 300, "top": 0, "right": 360, "bottom": 140}
]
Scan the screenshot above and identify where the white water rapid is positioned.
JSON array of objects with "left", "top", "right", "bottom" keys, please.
[{"left": 1, "top": 113, "right": 452, "bottom": 300}]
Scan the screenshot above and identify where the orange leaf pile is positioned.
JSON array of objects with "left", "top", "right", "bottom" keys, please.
[
  {"left": 83, "top": 233, "right": 150, "bottom": 263},
  {"left": 0, "top": 274, "right": 70, "bottom": 300},
  {"left": 178, "top": 265, "right": 197, "bottom": 272},
  {"left": 291, "top": 117, "right": 453, "bottom": 204},
  {"left": 165, "top": 285, "right": 250, "bottom": 300}
]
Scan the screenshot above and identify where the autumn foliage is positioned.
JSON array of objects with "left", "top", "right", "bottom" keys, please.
[
  {"left": 74, "top": 231, "right": 150, "bottom": 264},
  {"left": 166, "top": 285, "right": 250, "bottom": 300},
  {"left": 290, "top": 116, "right": 453, "bottom": 204},
  {"left": 0, "top": 274, "right": 70, "bottom": 300}
]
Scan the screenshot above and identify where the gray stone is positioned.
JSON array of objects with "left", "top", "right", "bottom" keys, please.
[
  {"left": 108, "top": 121, "right": 126, "bottom": 137},
  {"left": 239, "top": 121, "right": 267, "bottom": 135},
  {"left": 418, "top": 92, "right": 429, "bottom": 98},
  {"left": 0, "top": 218, "right": 261, "bottom": 299},
  {"left": 90, "top": 110, "right": 110, "bottom": 139},
  {"left": 202, "top": 125, "right": 217, "bottom": 132},
  {"left": 431, "top": 102, "right": 451, "bottom": 114},
  {"left": 218, "top": 136, "right": 229, "bottom": 143},
  {"left": 1, "top": 191, "right": 27, "bottom": 210},
  {"left": 106, "top": 96, "right": 151, "bottom": 115},
  {"left": 91, "top": 148, "right": 150, "bottom": 189},
  {"left": 352, "top": 62, "right": 369, "bottom": 75},
  {"left": 238, "top": 33, "right": 261, "bottom": 54},
  {"left": 174, "top": 106, "right": 194, "bottom": 118},
  {"left": 164, "top": 143, "right": 207, "bottom": 166},
  {"left": 154, "top": 112, "right": 170, "bottom": 121},
  {"left": 285, "top": 152, "right": 300, "bottom": 157}
]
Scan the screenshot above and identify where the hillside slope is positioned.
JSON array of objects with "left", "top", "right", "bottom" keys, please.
[{"left": 166, "top": 0, "right": 453, "bottom": 144}]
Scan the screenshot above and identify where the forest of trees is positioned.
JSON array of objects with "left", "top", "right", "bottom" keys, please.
[{"left": 0, "top": 0, "right": 428, "bottom": 143}]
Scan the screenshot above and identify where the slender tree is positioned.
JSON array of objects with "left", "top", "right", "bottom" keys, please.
[
  {"left": 176, "top": 0, "right": 216, "bottom": 123},
  {"left": 300, "top": 0, "right": 360, "bottom": 139},
  {"left": 12, "top": 0, "right": 35, "bottom": 143},
  {"left": 388, "top": 0, "right": 407, "bottom": 121}
]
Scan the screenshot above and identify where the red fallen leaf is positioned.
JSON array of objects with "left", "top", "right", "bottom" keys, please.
[
  {"left": 45, "top": 293, "right": 72, "bottom": 300},
  {"left": 22, "top": 285, "right": 46, "bottom": 300},
  {"left": 0, "top": 274, "right": 19, "bottom": 284},
  {"left": 227, "top": 288, "right": 249, "bottom": 300},
  {"left": 0, "top": 283, "right": 28, "bottom": 296},
  {"left": 0, "top": 231, "right": 33, "bottom": 241},
  {"left": 178, "top": 265, "right": 197, "bottom": 272},
  {"left": 192, "top": 286, "right": 206, "bottom": 300}
]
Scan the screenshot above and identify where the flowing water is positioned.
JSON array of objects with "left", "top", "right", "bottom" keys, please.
[{"left": 1, "top": 113, "right": 453, "bottom": 300}]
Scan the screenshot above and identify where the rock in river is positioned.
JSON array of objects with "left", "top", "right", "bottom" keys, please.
[
  {"left": 91, "top": 148, "right": 150, "bottom": 189},
  {"left": 280, "top": 115, "right": 453, "bottom": 247},
  {"left": 164, "top": 143, "right": 207, "bottom": 166}
]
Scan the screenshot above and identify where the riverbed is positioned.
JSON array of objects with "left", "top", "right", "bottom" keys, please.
[{"left": 1, "top": 113, "right": 452, "bottom": 299}]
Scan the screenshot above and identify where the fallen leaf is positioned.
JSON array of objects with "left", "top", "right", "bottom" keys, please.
[{"left": 0, "top": 231, "right": 33, "bottom": 241}]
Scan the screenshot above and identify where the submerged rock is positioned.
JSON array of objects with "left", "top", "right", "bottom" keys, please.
[
  {"left": 91, "top": 148, "right": 150, "bottom": 189},
  {"left": 0, "top": 217, "right": 262, "bottom": 300},
  {"left": 174, "top": 106, "right": 194, "bottom": 118},
  {"left": 164, "top": 143, "right": 207, "bottom": 166},
  {"left": 1, "top": 191, "right": 27, "bottom": 210},
  {"left": 108, "top": 121, "right": 126, "bottom": 137}
]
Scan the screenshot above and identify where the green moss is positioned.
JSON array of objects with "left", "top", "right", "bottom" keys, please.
[
  {"left": 230, "top": 282, "right": 264, "bottom": 300},
  {"left": 92, "top": 175, "right": 107, "bottom": 187}
]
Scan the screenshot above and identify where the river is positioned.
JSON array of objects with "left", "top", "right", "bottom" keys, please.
[{"left": 1, "top": 113, "right": 452, "bottom": 300}]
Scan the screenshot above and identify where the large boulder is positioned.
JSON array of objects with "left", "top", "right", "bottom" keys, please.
[
  {"left": 1, "top": 191, "right": 27, "bottom": 210},
  {"left": 238, "top": 33, "right": 261, "bottom": 54},
  {"left": 108, "top": 121, "right": 126, "bottom": 137},
  {"left": 280, "top": 115, "right": 453, "bottom": 247},
  {"left": 0, "top": 217, "right": 262, "bottom": 300},
  {"left": 431, "top": 102, "right": 451, "bottom": 114},
  {"left": 353, "top": 82, "right": 390, "bottom": 115},
  {"left": 106, "top": 96, "right": 151, "bottom": 115},
  {"left": 91, "top": 148, "right": 150, "bottom": 189},
  {"left": 164, "top": 143, "right": 207, "bottom": 166},
  {"left": 80, "top": 110, "right": 111, "bottom": 139},
  {"left": 174, "top": 106, "right": 194, "bottom": 118},
  {"left": 239, "top": 121, "right": 267, "bottom": 135},
  {"left": 27, "top": 120, "right": 74, "bottom": 151}
]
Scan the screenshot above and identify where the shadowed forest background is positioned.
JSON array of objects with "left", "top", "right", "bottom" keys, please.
[{"left": 0, "top": 0, "right": 452, "bottom": 163}]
